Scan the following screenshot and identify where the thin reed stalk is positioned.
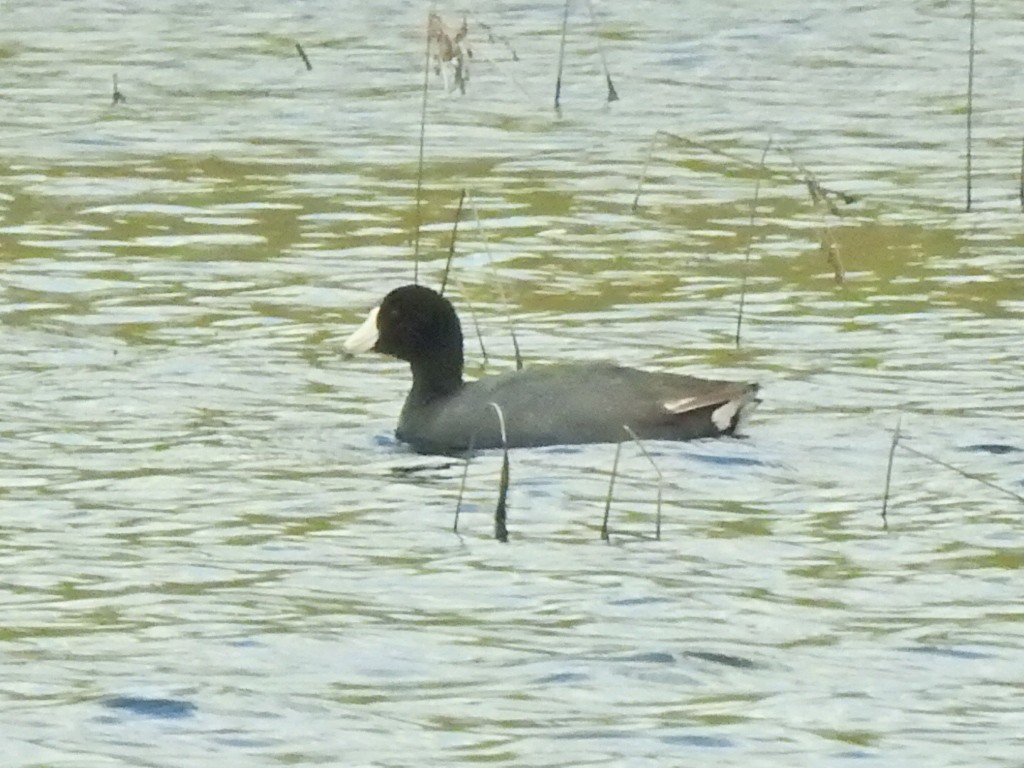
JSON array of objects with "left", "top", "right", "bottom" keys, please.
[
  {"left": 295, "top": 42, "right": 312, "bottom": 70},
  {"left": 632, "top": 131, "right": 855, "bottom": 213},
  {"left": 1019, "top": 135, "right": 1023, "bottom": 211},
  {"left": 439, "top": 188, "right": 466, "bottom": 297},
  {"left": 554, "top": 0, "right": 570, "bottom": 111},
  {"left": 896, "top": 441, "right": 1024, "bottom": 505},
  {"left": 881, "top": 415, "right": 902, "bottom": 530},
  {"left": 601, "top": 439, "right": 624, "bottom": 542},
  {"left": 466, "top": 192, "right": 522, "bottom": 369},
  {"left": 623, "top": 426, "right": 663, "bottom": 540},
  {"left": 966, "top": 0, "right": 976, "bottom": 211},
  {"left": 489, "top": 403, "right": 510, "bottom": 542},
  {"left": 631, "top": 132, "right": 661, "bottom": 213},
  {"left": 457, "top": 280, "right": 490, "bottom": 366},
  {"left": 453, "top": 434, "right": 476, "bottom": 533},
  {"left": 413, "top": 16, "right": 432, "bottom": 283},
  {"left": 735, "top": 137, "right": 772, "bottom": 348},
  {"left": 584, "top": 0, "right": 618, "bottom": 102}
]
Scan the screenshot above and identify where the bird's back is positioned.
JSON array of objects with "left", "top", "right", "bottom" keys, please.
[{"left": 397, "top": 362, "right": 758, "bottom": 453}]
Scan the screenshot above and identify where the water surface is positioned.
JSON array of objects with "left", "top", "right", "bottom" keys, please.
[{"left": 2, "top": 1, "right": 1023, "bottom": 765}]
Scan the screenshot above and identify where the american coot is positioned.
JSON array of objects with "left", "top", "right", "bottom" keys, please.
[{"left": 344, "top": 285, "right": 760, "bottom": 454}]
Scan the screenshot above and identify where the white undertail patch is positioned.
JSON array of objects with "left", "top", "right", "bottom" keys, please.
[
  {"left": 711, "top": 400, "right": 740, "bottom": 431},
  {"left": 712, "top": 392, "right": 760, "bottom": 432}
]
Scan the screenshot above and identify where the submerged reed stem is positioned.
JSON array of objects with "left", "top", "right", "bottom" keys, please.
[{"left": 454, "top": 434, "right": 476, "bottom": 533}]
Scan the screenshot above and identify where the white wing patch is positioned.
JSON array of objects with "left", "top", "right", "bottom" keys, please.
[{"left": 663, "top": 396, "right": 698, "bottom": 413}]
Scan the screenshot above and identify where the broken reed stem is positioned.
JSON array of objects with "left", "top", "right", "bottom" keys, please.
[
  {"left": 413, "top": 16, "right": 432, "bottom": 284},
  {"left": 623, "top": 426, "right": 663, "bottom": 540},
  {"left": 554, "top": 0, "right": 570, "bottom": 111},
  {"left": 783, "top": 148, "right": 847, "bottom": 216},
  {"left": 584, "top": 0, "right": 619, "bottom": 103},
  {"left": 601, "top": 439, "right": 624, "bottom": 542},
  {"left": 453, "top": 433, "right": 476, "bottom": 533},
  {"left": 822, "top": 228, "right": 845, "bottom": 285},
  {"left": 631, "top": 131, "right": 856, "bottom": 213},
  {"left": 881, "top": 415, "right": 902, "bottom": 530},
  {"left": 467, "top": 41, "right": 530, "bottom": 99},
  {"left": 781, "top": 149, "right": 847, "bottom": 285},
  {"left": 781, "top": 148, "right": 848, "bottom": 286},
  {"left": 510, "top": 329, "right": 523, "bottom": 370},
  {"left": 826, "top": 241, "right": 845, "bottom": 285},
  {"left": 111, "top": 74, "right": 126, "bottom": 105},
  {"left": 966, "top": 0, "right": 976, "bottom": 212},
  {"left": 895, "top": 440, "right": 1024, "bottom": 505},
  {"left": 735, "top": 136, "right": 773, "bottom": 348},
  {"left": 439, "top": 188, "right": 466, "bottom": 297},
  {"left": 295, "top": 42, "right": 312, "bottom": 70},
  {"left": 489, "top": 403, "right": 510, "bottom": 542},
  {"left": 495, "top": 450, "right": 510, "bottom": 542},
  {"left": 454, "top": 13, "right": 527, "bottom": 97}
]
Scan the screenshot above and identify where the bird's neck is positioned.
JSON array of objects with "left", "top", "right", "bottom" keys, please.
[{"left": 408, "top": 349, "right": 464, "bottom": 404}]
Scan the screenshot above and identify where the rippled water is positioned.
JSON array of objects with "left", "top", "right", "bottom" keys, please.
[{"left": 2, "top": 1, "right": 1023, "bottom": 765}]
